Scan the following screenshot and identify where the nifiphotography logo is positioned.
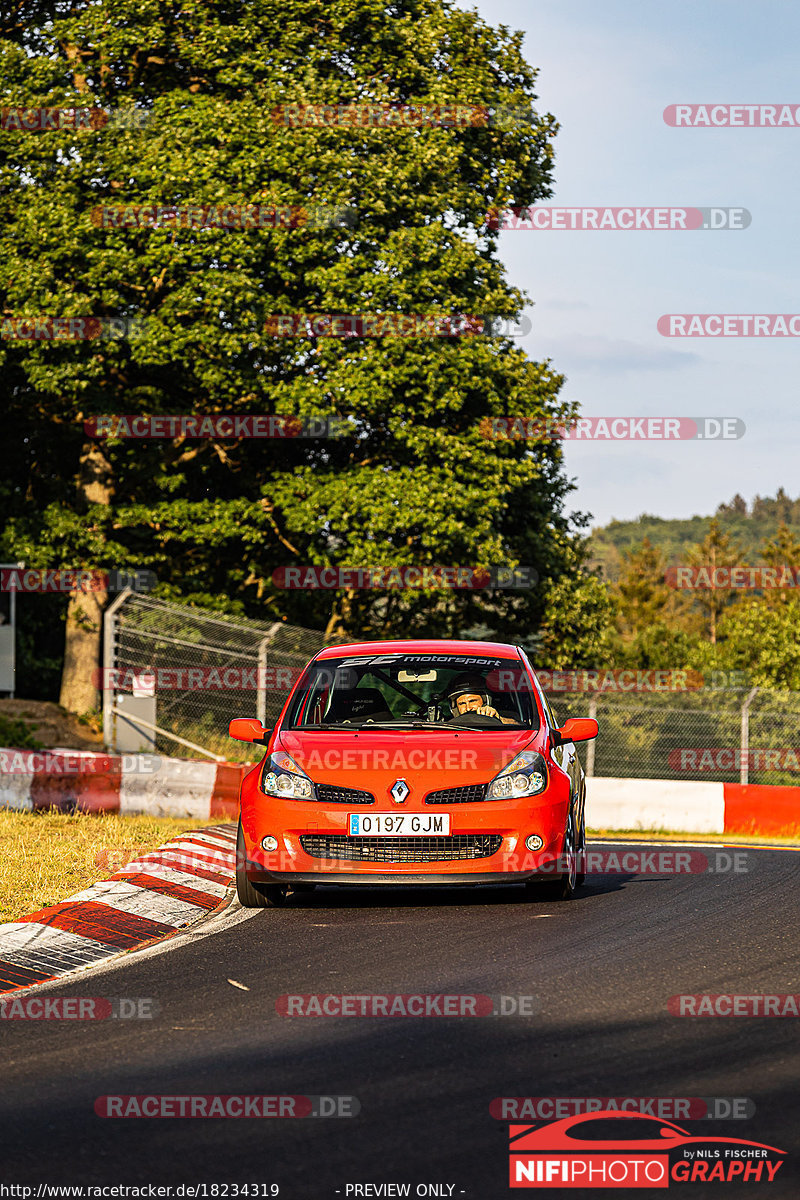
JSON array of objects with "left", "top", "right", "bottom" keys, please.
[{"left": 507, "top": 1111, "right": 785, "bottom": 1188}]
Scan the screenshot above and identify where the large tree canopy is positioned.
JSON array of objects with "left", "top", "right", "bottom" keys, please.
[{"left": 1, "top": 0, "right": 601, "bottom": 710}]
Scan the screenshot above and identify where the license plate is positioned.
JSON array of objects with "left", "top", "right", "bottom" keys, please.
[{"left": 348, "top": 813, "right": 451, "bottom": 836}]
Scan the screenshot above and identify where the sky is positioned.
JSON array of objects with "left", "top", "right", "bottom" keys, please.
[{"left": 462, "top": 0, "right": 800, "bottom": 529}]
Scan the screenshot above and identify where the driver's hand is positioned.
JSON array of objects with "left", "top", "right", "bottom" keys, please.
[{"left": 476, "top": 704, "right": 500, "bottom": 718}]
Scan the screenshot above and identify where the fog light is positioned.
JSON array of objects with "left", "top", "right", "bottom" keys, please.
[
  {"left": 525, "top": 834, "right": 544, "bottom": 851},
  {"left": 261, "top": 835, "right": 279, "bottom": 852}
]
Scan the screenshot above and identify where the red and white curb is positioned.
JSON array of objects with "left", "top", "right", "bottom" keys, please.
[
  {"left": 0, "top": 822, "right": 237, "bottom": 994},
  {"left": 0, "top": 746, "right": 244, "bottom": 818}
]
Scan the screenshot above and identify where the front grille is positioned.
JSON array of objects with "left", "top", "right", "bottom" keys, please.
[
  {"left": 299, "top": 835, "right": 503, "bottom": 863},
  {"left": 316, "top": 784, "right": 375, "bottom": 805},
  {"left": 425, "top": 784, "right": 488, "bottom": 804}
]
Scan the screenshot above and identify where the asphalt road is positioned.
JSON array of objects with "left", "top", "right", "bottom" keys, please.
[{"left": 1, "top": 842, "right": 799, "bottom": 1199}]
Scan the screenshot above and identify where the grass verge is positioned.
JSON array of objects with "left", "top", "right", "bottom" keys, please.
[{"left": 0, "top": 811, "right": 221, "bottom": 923}]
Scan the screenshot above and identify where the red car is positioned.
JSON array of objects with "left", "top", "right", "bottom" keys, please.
[{"left": 229, "top": 639, "right": 598, "bottom": 907}]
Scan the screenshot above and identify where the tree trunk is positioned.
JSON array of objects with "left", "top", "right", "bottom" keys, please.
[
  {"left": 59, "top": 586, "right": 108, "bottom": 714},
  {"left": 324, "top": 589, "right": 356, "bottom": 644},
  {"left": 58, "top": 444, "right": 113, "bottom": 715}
]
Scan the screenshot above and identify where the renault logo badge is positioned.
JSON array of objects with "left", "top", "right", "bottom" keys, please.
[{"left": 390, "top": 778, "right": 409, "bottom": 804}]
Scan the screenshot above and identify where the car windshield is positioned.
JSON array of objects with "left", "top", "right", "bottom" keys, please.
[{"left": 283, "top": 654, "right": 539, "bottom": 731}]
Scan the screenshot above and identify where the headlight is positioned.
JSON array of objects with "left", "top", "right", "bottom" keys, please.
[
  {"left": 486, "top": 751, "right": 547, "bottom": 800},
  {"left": 260, "top": 751, "right": 316, "bottom": 800}
]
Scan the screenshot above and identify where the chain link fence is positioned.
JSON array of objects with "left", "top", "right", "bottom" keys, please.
[
  {"left": 544, "top": 685, "right": 800, "bottom": 787},
  {"left": 103, "top": 594, "right": 326, "bottom": 762},
  {"left": 101, "top": 599, "right": 800, "bottom": 787}
]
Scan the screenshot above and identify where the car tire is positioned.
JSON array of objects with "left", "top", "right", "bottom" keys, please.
[
  {"left": 236, "top": 820, "right": 289, "bottom": 908},
  {"left": 527, "top": 808, "right": 580, "bottom": 902}
]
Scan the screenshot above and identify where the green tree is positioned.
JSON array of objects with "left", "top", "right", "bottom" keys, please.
[
  {"left": 761, "top": 522, "right": 800, "bottom": 606},
  {"left": 614, "top": 537, "right": 670, "bottom": 634},
  {"left": 686, "top": 519, "right": 742, "bottom": 644},
  {"left": 713, "top": 597, "right": 800, "bottom": 689},
  {"left": 536, "top": 541, "right": 615, "bottom": 668},
  {"left": 1, "top": 0, "right": 586, "bottom": 712}
]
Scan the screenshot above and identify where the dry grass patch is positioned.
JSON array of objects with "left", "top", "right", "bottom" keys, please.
[{"left": 0, "top": 811, "right": 220, "bottom": 923}]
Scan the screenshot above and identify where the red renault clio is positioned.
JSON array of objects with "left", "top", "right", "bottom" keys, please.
[{"left": 229, "top": 639, "right": 597, "bottom": 906}]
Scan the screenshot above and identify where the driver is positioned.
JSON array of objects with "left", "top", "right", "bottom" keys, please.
[{"left": 447, "top": 675, "right": 516, "bottom": 725}]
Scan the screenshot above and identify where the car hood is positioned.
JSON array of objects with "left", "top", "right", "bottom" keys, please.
[{"left": 274, "top": 727, "right": 541, "bottom": 798}]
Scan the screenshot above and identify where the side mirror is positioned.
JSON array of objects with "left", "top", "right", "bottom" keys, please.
[
  {"left": 553, "top": 717, "right": 599, "bottom": 745},
  {"left": 228, "top": 717, "right": 272, "bottom": 744}
]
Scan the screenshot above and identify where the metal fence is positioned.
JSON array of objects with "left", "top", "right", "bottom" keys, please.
[
  {"left": 103, "top": 593, "right": 326, "bottom": 762},
  {"left": 545, "top": 686, "right": 800, "bottom": 787},
  {"left": 101, "top": 600, "right": 800, "bottom": 787}
]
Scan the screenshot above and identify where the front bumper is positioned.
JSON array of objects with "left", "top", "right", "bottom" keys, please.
[{"left": 240, "top": 785, "right": 571, "bottom": 884}]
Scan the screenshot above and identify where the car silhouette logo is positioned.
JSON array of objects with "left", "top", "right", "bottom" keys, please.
[{"left": 390, "top": 779, "right": 409, "bottom": 804}]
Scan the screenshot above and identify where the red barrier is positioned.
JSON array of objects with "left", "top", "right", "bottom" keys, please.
[
  {"left": 29, "top": 752, "right": 122, "bottom": 814},
  {"left": 210, "top": 762, "right": 246, "bottom": 818},
  {"left": 723, "top": 783, "right": 800, "bottom": 837}
]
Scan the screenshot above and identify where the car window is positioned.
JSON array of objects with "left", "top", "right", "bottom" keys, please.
[
  {"left": 519, "top": 650, "right": 558, "bottom": 727},
  {"left": 283, "top": 654, "right": 540, "bottom": 730}
]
